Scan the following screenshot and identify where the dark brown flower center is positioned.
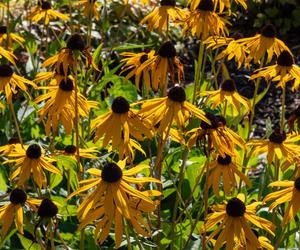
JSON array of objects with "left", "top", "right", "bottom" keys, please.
[
  {"left": 101, "top": 162, "right": 123, "bottom": 183},
  {"left": 200, "top": 113, "right": 225, "bottom": 130},
  {"left": 197, "top": 0, "right": 214, "bottom": 11},
  {"left": 111, "top": 96, "right": 130, "bottom": 114},
  {"left": 59, "top": 78, "right": 74, "bottom": 91},
  {"left": 217, "top": 154, "right": 232, "bottom": 165},
  {"left": 139, "top": 54, "right": 148, "bottom": 64},
  {"left": 38, "top": 198, "right": 58, "bottom": 218},
  {"left": 221, "top": 79, "right": 236, "bottom": 92},
  {"left": 294, "top": 177, "right": 300, "bottom": 191},
  {"left": 8, "top": 137, "right": 20, "bottom": 144},
  {"left": 226, "top": 197, "right": 246, "bottom": 217},
  {"left": 67, "top": 34, "right": 85, "bottom": 51},
  {"left": 10, "top": 189, "right": 27, "bottom": 204},
  {"left": 261, "top": 24, "right": 276, "bottom": 38},
  {"left": 64, "top": 145, "right": 77, "bottom": 154},
  {"left": 41, "top": 1, "right": 52, "bottom": 10},
  {"left": 0, "top": 64, "right": 14, "bottom": 77},
  {"left": 158, "top": 41, "right": 176, "bottom": 58},
  {"left": 26, "top": 144, "right": 42, "bottom": 159},
  {"left": 167, "top": 86, "right": 186, "bottom": 103},
  {"left": 269, "top": 130, "right": 286, "bottom": 144},
  {"left": 160, "top": 0, "right": 176, "bottom": 6},
  {"left": 0, "top": 26, "right": 7, "bottom": 34},
  {"left": 277, "top": 50, "right": 294, "bottom": 67}
]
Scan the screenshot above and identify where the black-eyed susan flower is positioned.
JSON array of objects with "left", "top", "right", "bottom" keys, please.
[
  {"left": 137, "top": 41, "right": 183, "bottom": 91},
  {"left": 140, "top": 0, "right": 187, "bottom": 33},
  {"left": 120, "top": 50, "right": 155, "bottom": 91},
  {"left": 4, "top": 143, "right": 61, "bottom": 188},
  {"left": 0, "top": 26, "right": 25, "bottom": 48},
  {"left": 92, "top": 96, "right": 153, "bottom": 158},
  {"left": 77, "top": 0, "right": 101, "bottom": 20},
  {"left": 264, "top": 177, "right": 300, "bottom": 224},
  {"left": 189, "top": 0, "right": 247, "bottom": 12},
  {"left": 138, "top": 86, "right": 209, "bottom": 134},
  {"left": 187, "top": 113, "right": 245, "bottom": 157},
  {"left": 250, "top": 50, "right": 300, "bottom": 91},
  {"left": 61, "top": 144, "right": 98, "bottom": 159},
  {"left": 0, "top": 188, "right": 41, "bottom": 238},
  {"left": 0, "top": 64, "right": 36, "bottom": 103},
  {"left": 0, "top": 46, "right": 16, "bottom": 65},
  {"left": 237, "top": 24, "right": 291, "bottom": 65},
  {"left": 28, "top": 1, "right": 69, "bottom": 25},
  {"left": 234, "top": 229, "right": 274, "bottom": 250},
  {"left": 68, "top": 160, "right": 161, "bottom": 247},
  {"left": 182, "top": 0, "right": 229, "bottom": 39},
  {"left": 200, "top": 79, "right": 250, "bottom": 115},
  {"left": 42, "top": 34, "right": 97, "bottom": 75},
  {"left": 35, "top": 77, "right": 97, "bottom": 135},
  {"left": 204, "top": 194, "right": 275, "bottom": 250},
  {"left": 247, "top": 129, "right": 300, "bottom": 164},
  {"left": 207, "top": 154, "right": 251, "bottom": 197},
  {"left": 34, "top": 64, "right": 70, "bottom": 86},
  {"left": 0, "top": 138, "right": 20, "bottom": 156},
  {"left": 205, "top": 36, "right": 247, "bottom": 68}
]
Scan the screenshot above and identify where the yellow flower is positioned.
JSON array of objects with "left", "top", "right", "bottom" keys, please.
[
  {"left": 91, "top": 96, "right": 153, "bottom": 158},
  {"left": 0, "top": 26, "right": 25, "bottom": 48},
  {"left": 187, "top": 113, "right": 245, "bottom": 157},
  {"left": 59, "top": 144, "right": 98, "bottom": 159},
  {"left": 140, "top": 0, "right": 187, "bottom": 33},
  {"left": 0, "top": 46, "right": 16, "bottom": 65},
  {"left": 205, "top": 36, "right": 247, "bottom": 68},
  {"left": 0, "top": 189, "right": 41, "bottom": 238},
  {"left": 250, "top": 50, "right": 300, "bottom": 90},
  {"left": 35, "top": 77, "right": 97, "bottom": 135},
  {"left": 4, "top": 143, "right": 61, "bottom": 188},
  {"left": 189, "top": 0, "right": 247, "bottom": 12},
  {"left": 236, "top": 24, "right": 291, "bottom": 65},
  {"left": 204, "top": 194, "right": 275, "bottom": 250},
  {"left": 182, "top": 0, "right": 229, "bottom": 39},
  {"left": 137, "top": 41, "right": 183, "bottom": 91},
  {"left": 28, "top": 1, "right": 69, "bottom": 25},
  {"left": 264, "top": 178, "right": 300, "bottom": 224},
  {"left": 200, "top": 79, "right": 250, "bottom": 115},
  {"left": 34, "top": 64, "right": 69, "bottom": 86},
  {"left": 234, "top": 230, "right": 274, "bottom": 250},
  {"left": 77, "top": 0, "right": 101, "bottom": 20},
  {"left": 120, "top": 50, "right": 155, "bottom": 91},
  {"left": 207, "top": 154, "right": 251, "bottom": 196},
  {"left": 0, "top": 64, "right": 36, "bottom": 103},
  {"left": 247, "top": 129, "right": 300, "bottom": 164},
  {"left": 138, "top": 86, "right": 209, "bottom": 134},
  {"left": 42, "top": 34, "right": 97, "bottom": 75},
  {"left": 68, "top": 160, "right": 161, "bottom": 248},
  {"left": 0, "top": 138, "right": 21, "bottom": 156}
]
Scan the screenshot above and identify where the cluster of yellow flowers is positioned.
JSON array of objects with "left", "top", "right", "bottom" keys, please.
[{"left": 0, "top": 0, "right": 300, "bottom": 249}]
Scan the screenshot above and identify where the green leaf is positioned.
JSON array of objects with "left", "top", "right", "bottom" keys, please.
[
  {"left": 108, "top": 77, "right": 137, "bottom": 102},
  {"left": 17, "top": 234, "right": 41, "bottom": 250},
  {"left": 0, "top": 168, "right": 7, "bottom": 192}
]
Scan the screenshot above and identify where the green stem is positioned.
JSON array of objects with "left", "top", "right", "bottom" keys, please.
[
  {"left": 124, "top": 219, "right": 132, "bottom": 250},
  {"left": 9, "top": 102, "right": 23, "bottom": 147},
  {"left": 170, "top": 147, "right": 189, "bottom": 250},
  {"left": 280, "top": 87, "right": 286, "bottom": 133},
  {"left": 192, "top": 39, "right": 205, "bottom": 104},
  {"left": 79, "top": 229, "right": 85, "bottom": 250}
]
